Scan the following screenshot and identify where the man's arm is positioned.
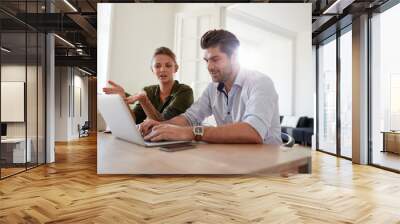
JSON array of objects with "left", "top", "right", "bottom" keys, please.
[
  {"left": 201, "top": 122, "right": 262, "bottom": 144},
  {"left": 144, "top": 121, "right": 262, "bottom": 143}
]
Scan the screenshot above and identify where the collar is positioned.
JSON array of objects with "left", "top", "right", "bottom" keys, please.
[
  {"left": 232, "top": 67, "right": 245, "bottom": 88},
  {"left": 217, "top": 67, "right": 245, "bottom": 92},
  {"left": 170, "top": 80, "right": 180, "bottom": 97},
  {"left": 155, "top": 80, "right": 179, "bottom": 98}
]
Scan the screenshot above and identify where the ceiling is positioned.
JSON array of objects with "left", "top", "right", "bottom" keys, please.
[{"left": 0, "top": 0, "right": 393, "bottom": 76}]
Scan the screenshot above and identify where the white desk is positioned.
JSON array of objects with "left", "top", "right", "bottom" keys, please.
[
  {"left": 1, "top": 138, "right": 31, "bottom": 163},
  {"left": 97, "top": 133, "right": 311, "bottom": 175}
]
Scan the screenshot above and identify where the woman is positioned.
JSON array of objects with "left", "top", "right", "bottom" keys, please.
[{"left": 103, "top": 47, "right": 193, "bottom": 124}]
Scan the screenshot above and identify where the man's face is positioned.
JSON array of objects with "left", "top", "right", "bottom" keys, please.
[{"left": 203, "top": 46, "right": 233, "bottom": 83}]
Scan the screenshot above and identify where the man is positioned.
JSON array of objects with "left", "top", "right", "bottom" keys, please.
[{"left": 140, "top": 29, "right": 282, "bottom": 144}]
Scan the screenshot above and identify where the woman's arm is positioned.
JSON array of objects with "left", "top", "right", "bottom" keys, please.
[
  {"left": 139, "top": 96, "right": 165, "bottom": 121},
  {"left": 129, "top": 84, "right": 193, "bottom": 122},
  {"left": 127, "top": 91, "right": 165, "bottom": 122}
]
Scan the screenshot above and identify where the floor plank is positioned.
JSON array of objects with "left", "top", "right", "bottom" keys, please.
[
  {"left": 0, "top": 134, "right": 399, "bottom": 223},
  {"left": 372, "top": 151, "right": 400, "bottom": 171}
]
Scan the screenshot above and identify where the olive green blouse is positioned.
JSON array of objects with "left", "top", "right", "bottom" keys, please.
[{"left": 129, "top": 81, "right": 193, "bottom": 124}]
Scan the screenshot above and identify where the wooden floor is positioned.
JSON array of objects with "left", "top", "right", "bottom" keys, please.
[
  {"left": 1, "top": 135, "right": 400, "bottom": 224},
  {"left": 1, "top": 167, "right": 26, "bottom": 178},
  {"left": 1, "top": 163, "right": 45, "bottom": 178},
  {"left": 373, "top": 151, "right": 400, "bottom": 171}
]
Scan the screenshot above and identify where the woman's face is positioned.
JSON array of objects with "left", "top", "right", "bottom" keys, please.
[{"left": 151, "top": 54, "right": 177, "bottom": 84}]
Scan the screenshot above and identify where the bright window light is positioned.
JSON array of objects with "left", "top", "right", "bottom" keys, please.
[{"left": 238, "top": 46, "right": 259, "bottom": 68}]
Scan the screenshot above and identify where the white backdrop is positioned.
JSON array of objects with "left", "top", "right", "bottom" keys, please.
[{"left": 1, "top": 82, "right": 25, "bottom": 122}]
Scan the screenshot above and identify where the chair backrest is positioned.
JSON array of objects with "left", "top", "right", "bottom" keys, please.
[
  {"left": 306, "top": 118, "right": 314, "bottom": 129},
  {"left": 82, "top": 121, "right": 90, "bottom": 129},
  {"left": 281, "top": 132, "right": 295, "bottom": 148},
  {"left": 296, "top": 116, "right": 308, "bottom": 128}
]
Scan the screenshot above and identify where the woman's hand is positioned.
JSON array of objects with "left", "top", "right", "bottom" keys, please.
[
  {"left": 125, "top": 91, "right": 147, "bottom": 104},
  {"left": 102, "top": 80, "right": 125, "bottom": 98}
]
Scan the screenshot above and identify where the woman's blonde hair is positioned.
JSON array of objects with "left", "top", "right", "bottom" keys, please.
[{"left": 151, "top": 47, "right": 178, "bottom": 72}]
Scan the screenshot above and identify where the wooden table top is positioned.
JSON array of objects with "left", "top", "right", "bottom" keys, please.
[
  {"left": 381, "top": 131, "right": 400, "bottom": 134},
  {"left": 97, "top": 132, "right": 311, "bottom": 175}
]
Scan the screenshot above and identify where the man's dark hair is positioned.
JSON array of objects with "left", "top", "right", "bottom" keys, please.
[{"left": 200, "top": 29, "right": 240, "bottom": 57}]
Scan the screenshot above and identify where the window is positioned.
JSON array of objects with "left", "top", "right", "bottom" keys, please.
[
  {"left": 370, "top": 2, "right": 400, "bottom": 171},
  {"left": 340, "top": 28, "right": 352, "bottom": 158},
  {"left": 317, "top": 36, "right": 337, "bottom": 154},
  {"left": 0, "top": 2, "right": 46, "bottom": 179}
]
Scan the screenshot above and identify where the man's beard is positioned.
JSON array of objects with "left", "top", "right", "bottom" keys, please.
[{"left": 210, "top": 65, "right": 231, "bottom": 83}]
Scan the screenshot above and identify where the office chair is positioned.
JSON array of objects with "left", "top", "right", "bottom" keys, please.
[
  {"left": 281, "top": 132, "right": 295, "bottom": 148},
  {"left": 79, "top": 121, "right": 90, "bottom": 138}
]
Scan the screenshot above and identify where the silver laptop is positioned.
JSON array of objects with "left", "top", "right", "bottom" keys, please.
[{"left": 98, "top": 94, "right": 190, "bottom": 147}]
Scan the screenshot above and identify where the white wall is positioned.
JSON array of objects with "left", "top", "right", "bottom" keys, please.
[
  {"left": 294, "top": 31, "right": 313, "bottom": 117},
  {"left": 174, "top": 3, "right": 224, "bottom": 13},
  {"left": 78, "top": 75, "right": 89, "bottom": 125},
  {"left": 1, "top": 65, "right": 41, "bottom": 137},
  {"left": 227, "top": 4, "right": 313, "bottom": 117},
  {"left": 105, "top": 4, "right": 176, "bottom": 95},
  {"left": 1, "top": 64, "right": 46, "bottom": 163},
  {"left": 1, "top": 66, "right": 26, "bottom": 139},
  {"left": 54, "top": 67, "right": 89, "bottom": 141},
  {"left": 55, "top": 67, "right": 70, "bottom": 141},
  {"left": 226, "top": 15, "right": 294, "bottom": 115},
  {"left": 72, "top": 74, "right": 89, "bottom": 137},
  {"left": 97, "top": 3, "right": 112, "bottom": 94},
  {"left": 230, "top": 4, "right": 310, "bottom": 34}
]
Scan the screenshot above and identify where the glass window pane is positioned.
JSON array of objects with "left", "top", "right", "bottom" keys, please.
[
  {"left": 340, "top": 29, "right": 352, "bottom": 158},
  {"left": 371, "top": 3, "right": 400, "bottom": 171},
  {"left": 0, "top": 1, "right": 46, "bottom": 179},
  {"left": 1, "top": 31, "right": 27, "bottom": 177},
  {"left": 318, "top": 37, "right": 337, "bottom": 154}
]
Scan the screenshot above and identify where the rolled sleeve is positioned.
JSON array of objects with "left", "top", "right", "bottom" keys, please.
[
  {"left": 183, "top": 111, "right": 199, "bottom": 126},
  {"left": 242, "top": 76, "right": 278, "bottom": 142},
  {"left": 243, "top": 114, "right": 268, "bottom": 141}
]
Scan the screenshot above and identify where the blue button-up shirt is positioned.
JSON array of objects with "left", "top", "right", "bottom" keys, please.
[{"left": 183, "top": 68, "right": 282, "bottom": 145}]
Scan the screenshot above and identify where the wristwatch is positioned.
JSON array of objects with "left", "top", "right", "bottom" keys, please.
[{"left": 193, "top": 126, "right": 204, "bottom": 141}]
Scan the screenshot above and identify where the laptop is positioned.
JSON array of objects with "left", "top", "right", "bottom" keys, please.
[{"left": 98, "top": 94, "right": 191, "bottom": 147}]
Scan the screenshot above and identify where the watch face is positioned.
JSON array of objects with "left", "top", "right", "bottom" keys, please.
[{"left": 194, "top": 126, "right": 203, "bottom": 135}]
